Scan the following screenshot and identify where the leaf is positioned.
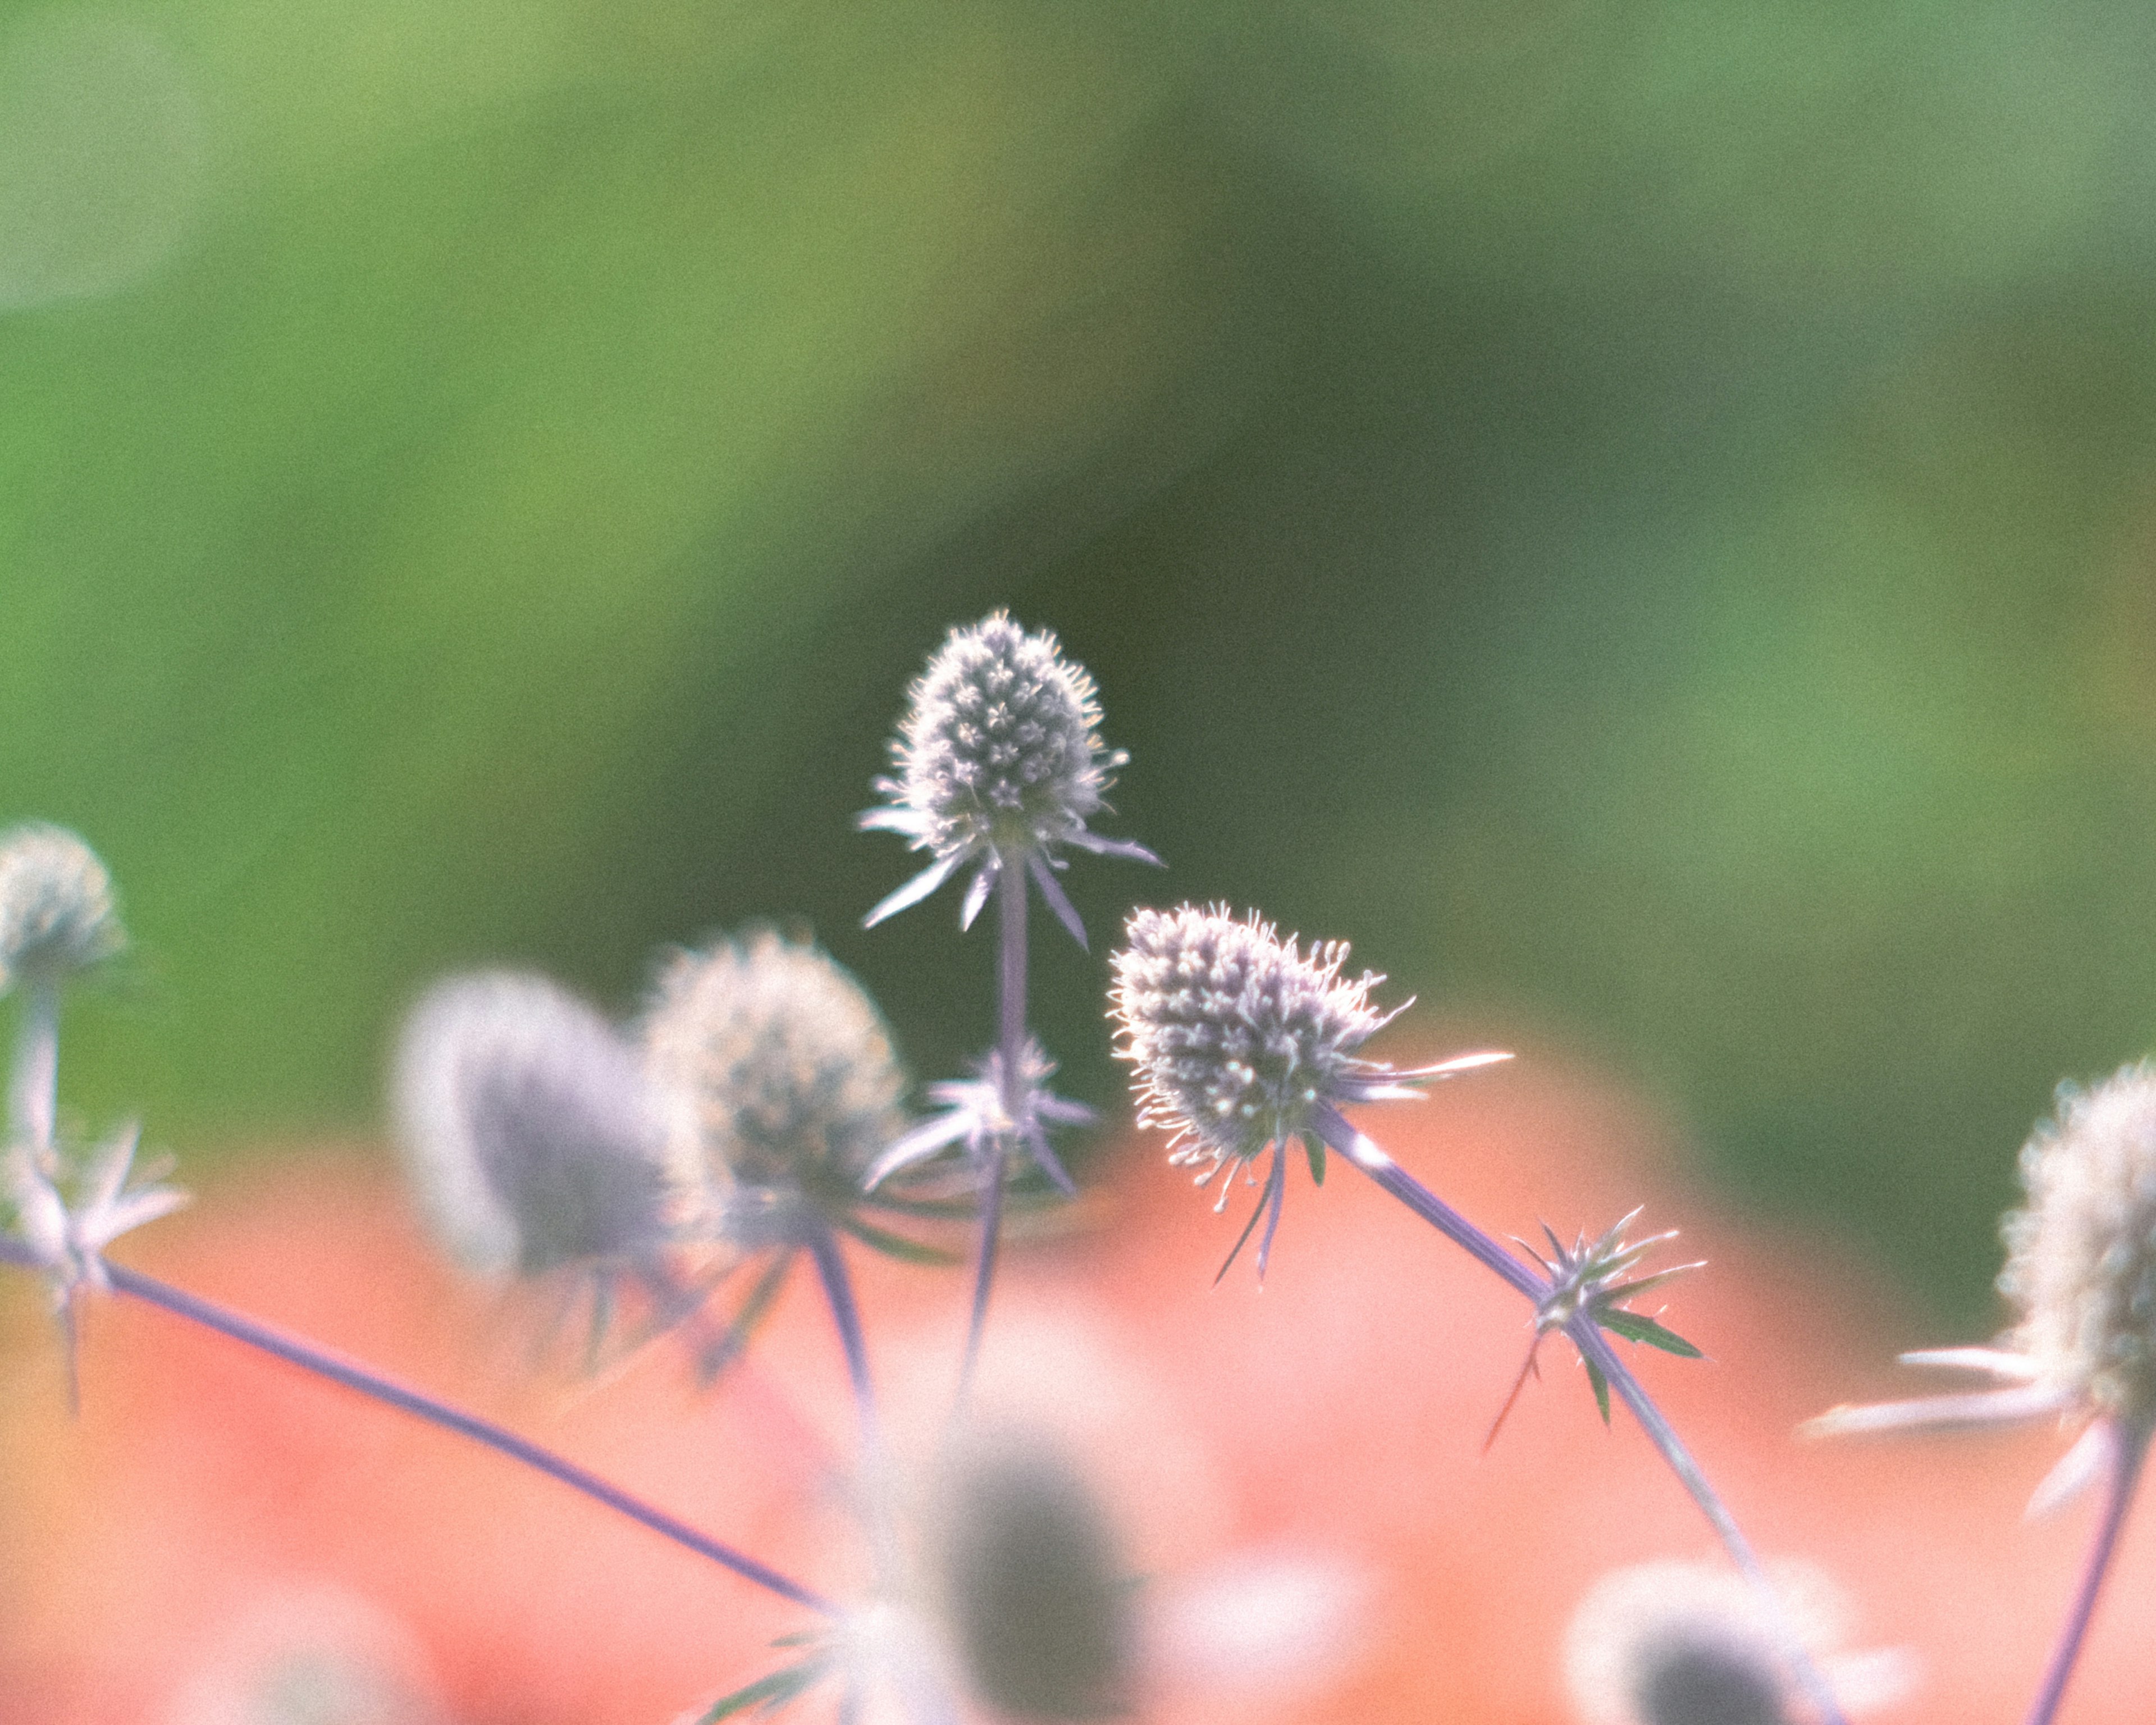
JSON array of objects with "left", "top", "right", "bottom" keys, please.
[
  {"left": 1596, "top": 1308, "right": 1705, "bottom": 1358},
  {"left": 1584, "top": 1356, "right": 1611, "bottom": 1426},
  {"left": 686, "top": 1658, "right": 832, "bottom": 1723},
  {"left": 833, "top": 1212, "right": 959, "bottom": 1266},
  {"left": 1302, "top": 1133, "right": 1326, "bottom": 1186},
  {"left": 697, "top": 1252, "right": 794, "bottom": 1385}
]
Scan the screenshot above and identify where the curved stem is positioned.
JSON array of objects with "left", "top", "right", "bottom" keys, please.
[
  {"left": 1320, "top": 1105, "right": 1849, "bottom": 1725},
  {"left": 2025, "top": 1420, "right": 2149, "bottom": 1725},
  {"left": 99, "top": 1261, "right": 834, "bottom": 1613}
]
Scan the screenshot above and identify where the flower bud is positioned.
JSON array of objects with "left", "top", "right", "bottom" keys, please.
[
  {"left": 392, "top": 971, "right": 677, "bottom": 1277},
  {"left": 0, "top": 824, "right": 124, "bottom": 992}
]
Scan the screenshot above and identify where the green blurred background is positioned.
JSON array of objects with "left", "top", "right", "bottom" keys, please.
[{"left": 6, "top": 0, "right": 2156, "bottom": 1326}]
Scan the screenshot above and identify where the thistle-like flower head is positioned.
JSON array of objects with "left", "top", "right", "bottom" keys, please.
[
  {"left": 860, "top": 612, "right": 1157, "bottom": 934},
  {"left": 1111, "top": 903, "right": 1420, "bottom": 1176},
  {"left": 392, "top": 971, "right": 679, "bottom": 1279},
  {"left": 864, "top": 1038, "right": 1095, "bottom": 1199},
  {"left": 2000, "top": 1061, "right": 2156, "bottom": 1425},
  {"left": 1563, "top": 1559, "right": 1911, "bottom": 1725},
  {"left": 642, "top": 928, "right": 907, "bottom": 1243},
  {"left": 0, "top": 823, "right": 125, "bottom": 993},
  {"left": 1807, "top": 1061, "right": 2156, "bottom": 1508}
]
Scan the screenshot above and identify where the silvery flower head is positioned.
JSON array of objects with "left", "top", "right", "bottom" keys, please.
[
  {"left": 860, "top": 611, "right": 1157, "bottom": 937},
  {"left": 642, "top": 928, "right": 907, "bottom": 1245},
  {"left": 392, "top": 971, "right": 679, "bottom": 1279},
  {"left": 0, "top": 824, "right": 125, "bottom": 993},
  {"left": 1109, "top": 904, "right": 1505, "bottom": 1277},
  {"left": 1807, "top": 1060, "right": 2156, "bottom": 1509}
]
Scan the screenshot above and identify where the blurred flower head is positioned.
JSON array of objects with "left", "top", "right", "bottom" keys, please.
[
  {"left": 642, "top": 927, "right": 907, "bottom": 1243},
  {"left": 0, "top": 823, "right": 124, "bottom": 993},
  {"left": 392, "top": 971, "right": 679, "bottom": 1279}
]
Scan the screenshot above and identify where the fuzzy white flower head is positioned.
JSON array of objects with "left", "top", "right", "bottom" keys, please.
[
  {"left": 1999, "top": 1061, "right": 2156, "bottom": 1425},
  {"left": 1564, "top": 1559, "right": 1912, "bottom": 1725},
  {"left": 0, "top": 823, "right": 124, "bottom": 992},
  {"left": 642, "top": 928, "right": 906, "bottom": 1231},
  {"left": 885, "top": 611, "right": 1118, "bottom": 866},
  {"left": 392, "top": 971, "right": 678, "bottom": 1278},
  {"left": 1109, "top": 904, "right": 1408, "bottom": 1175}
]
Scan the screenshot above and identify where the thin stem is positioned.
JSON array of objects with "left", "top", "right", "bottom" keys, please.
[
  {"left": 1319, "top": 1104, "right": 1849, "bottom": 1725},
  {"left": 2025, "top": 1420, "right": 2149, "bottom": 1725},
  {"left": 956, "top": 1142, "right": 1005, "bottom": 1409},
  {"left": 1573, "top": 1322, "right": 1848, "bottom": 1725},
  {"left": 805, "top": 1224, "right": 880, "bottom": 1459},
  {"left": 98, "top": 1261, "right": 833, "bottom": 1613},
  {"left": 953, "top": 858, "right": 1029, "bottom": 1409},
  {"left": 8, "top": 979, "right": 59, "bottom": 1161}
]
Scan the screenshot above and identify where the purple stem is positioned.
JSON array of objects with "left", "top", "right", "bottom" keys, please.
[
  {"left": 2025, "top": 1420, "right": 2149, "bottom": 1725},
  {"left": 954, "top": 859, "right": 1030, "bottom": 1408},
  {"left": 804, "top": 1225, "right": 880, "bottom": 1458},
  {"left": 956, "top": 1142, "right": 1005, "bottom": 1409},
  {"left": 96, "top": 1261, "right": 834, "bottom": 1613},
  {"left": 1314, "top": 1103, "right": 1850, "bottom": 1725}
]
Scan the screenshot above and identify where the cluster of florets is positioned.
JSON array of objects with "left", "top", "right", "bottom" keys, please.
[
  {"left": 1109, "top": 904, "right": 1400, "bottom": 1174},
  {"left": 643, "top": 928, "right": 907, "bottom": 1234},
  {"left": 1998, "top": 1061, "right": 2156, "bottom": 1425},
  {"left": 0, "top": 824, "right": 124, "bottom": 993},
  {"left": 392, "top": 971, "right": 679, "bottom": 1277},
  {"left": 880, "top": 610, "right": 1120, "bottom": 865}
]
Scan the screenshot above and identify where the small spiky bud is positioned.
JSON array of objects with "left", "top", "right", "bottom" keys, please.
[
  {"left": 933, "top": 1436, "right": 1132, "bottom": 1722},
  {"left": 392, "top": 972, "right": 677, "bottom": 1277},
  {"left": 642, "top": 929, "right": 906, "bottom": 1227},
  {"left": 1999, "top": 1061, "right": 2156, "bottom": 1425},
  {"left": 1109, "top": 904, "right": 1404, "bottom": 1176},
  {"left": 0, "top": 824, "right": 124, "bottom": 992},
  {"left": 888, "top": 611, "right": 1120, "bottom": 865}
]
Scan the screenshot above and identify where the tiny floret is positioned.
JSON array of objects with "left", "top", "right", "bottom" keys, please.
[
  {"left": 2000, "top": 1061, "right": 2156, "bottom": 1424},
  {"left": 1109, "top": 904, "right": 1402, "bottom": 1173},
  {"left": 642, "top": 928, "right": 906, "bottom": 1234},
  {"left": 393, "top": 971, "right": 678, "bottom": 1277},
  {"left": 0, "top": 824, "right": 124, "bottom": 992}
]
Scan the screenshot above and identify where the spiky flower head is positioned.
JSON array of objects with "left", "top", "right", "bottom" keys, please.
[
  {"left": 0, "top": 824, "right": 124, "bottom": 992},
  {"left": 643, "top": 928, "right": 907, "bottom": 1234},
  {"left": 392, "top": 971, "right": 678, "bottom": 1278},
  {"left": 887, "top": 610, "right": 1117, "bottom": 865},
  {"left": 1109, "top": 904, "right": 1417, "bottom": 1177},
  {"left": 1999, "top": 1061, "right": 2156, "bottom": 1426},
  {"left": 860, "top": 612, "right": 1155, "bottom": 933}
]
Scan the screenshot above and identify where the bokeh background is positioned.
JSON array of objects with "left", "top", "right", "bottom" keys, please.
[{"left": 9, "top": 0, "right": 2156, "bottom": 1334}]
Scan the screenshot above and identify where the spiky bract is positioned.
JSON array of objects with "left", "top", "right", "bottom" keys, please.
[
  {"left": 1109, "top": 904, "right": 1401, "bottom": 1177},
  {"left": 394, "top": 971, "right": 678, "bottom": 1277},
  {"left": 643, "top": 929, "right": 906, "bottom": 1231},
  {"left": 0, "top": 824, "right": 124, "bottom": 992},
  {"left": 2001, "top": 1061, "right": 2156, "bottom": 1426}
]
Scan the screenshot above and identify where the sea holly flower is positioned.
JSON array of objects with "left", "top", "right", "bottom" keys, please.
[
  {"left": 0, "top": 823, "right": 125, "bottom": 994},
  {"left": 859, "top": 611, "right": 1158, "bottom": 943},
  {"left": 1806, "top": 1061, "right": 2156, "bottom": 1500},
  {"left": 1108, "top": 903, "right": 1509, "bottom": 1279}
]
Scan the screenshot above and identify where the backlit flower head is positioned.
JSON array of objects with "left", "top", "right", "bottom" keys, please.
[
  {"left": 392, "top": 971, "right": 679, "bottom": 1278},
  {"left": 1807, "top": 1061, "right": 2156, "bottom": 1510},
  {"left": 642, "top": 927, "right": 907, "bottom": 1242},
  {"left": 0, "top": 823, "right": 124, "bottom": 992},
  {"left": 860, "top": 612, "right": 1157, "bottom": 937},
  {"left": 1110, "top": 903, "right": 1506, "bottom": 1279}
]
